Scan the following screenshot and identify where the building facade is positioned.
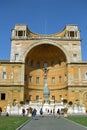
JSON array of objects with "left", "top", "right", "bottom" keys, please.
[{"left": 0, "top": 24, "right": 87, "bottom": 112}]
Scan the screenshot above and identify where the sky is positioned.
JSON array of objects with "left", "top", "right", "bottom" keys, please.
[{"left": 0, "top": 0, "right": 87, "bottom": 60}]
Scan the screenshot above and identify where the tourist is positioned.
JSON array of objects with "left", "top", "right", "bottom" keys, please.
[
  {"left": 57, "top": 109, "right": 60, "bottom": 118},
  {"left": 6, "top": 112, "right": 9, "bottom": 116},
  {"left": 40, "top": 108, "right": 43, "bottom": 116},
  {"left": 32, "top": 108, "right": 37, "bottom": 120},
  {"left": 53, "top": 109, "right": 55, "bottom": 117},
  {"left": 22, "top": 108, "right": 25, "bottom": 116}
]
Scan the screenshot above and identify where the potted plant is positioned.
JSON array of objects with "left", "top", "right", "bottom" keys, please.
[
  {"left": 27, "top": 107, "right": 32, "bottom": 117},
  {"left": 63, "top": 107, "right": 68, "bottom": 117}
]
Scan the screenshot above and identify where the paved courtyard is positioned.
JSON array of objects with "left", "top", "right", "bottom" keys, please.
[{"left": 18, "top": 116, "right": 87, "bottom": 130}]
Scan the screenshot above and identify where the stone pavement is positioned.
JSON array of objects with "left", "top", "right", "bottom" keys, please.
[{"left": 18, "top": 116, "right": 87, "bottom": 130}]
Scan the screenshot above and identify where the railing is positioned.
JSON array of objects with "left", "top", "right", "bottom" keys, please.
[{"left": 11, "top": 35, "right": 81, "bottom": 41}]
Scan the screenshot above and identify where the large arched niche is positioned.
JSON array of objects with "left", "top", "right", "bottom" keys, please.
[
  {"left": 23, "top": 40, "right": 69, "bottom": 63},
  {"left": 25, "top": 44, "right": 67, "bottom": 66}
]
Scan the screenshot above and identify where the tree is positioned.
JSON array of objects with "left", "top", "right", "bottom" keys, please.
[
  {"left": 68, "top": 101, "right": 73, "bottom": 106},
  {"left": 63, "top": 99, "right": 67, "bottom": 104}
]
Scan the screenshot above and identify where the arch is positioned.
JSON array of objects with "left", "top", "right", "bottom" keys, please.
[
  {"left": 22, "top": 39, "right": 70, "bottom": 63},
  {"left": 79, "top": 90, "right": 87, "bottom": 105},
  {"left": 81, "top": 90, "right": 87, "bottom": 100}
]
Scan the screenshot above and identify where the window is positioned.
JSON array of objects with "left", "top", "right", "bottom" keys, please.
[
  {"left": 73, "top": 54, "right": 77, "bottom": 61},
  {"left": 51, "top": 61, "right": 55, "bottom": 67},
  {"left": 43, "top": 62, "right": 48, "bottom": 68},
  {"left": 18, "top": 31, "right": 23, "bottom": 36},
  {"left": 52, "top": 96, "right": 55, "bottom": 101},
  {"left": 44, "top": 78, "right": 47, "bottom": 84},
  {"left": 52, "top": 77, "right": 55, "bottom": 84},
  {"left": 29, "top": 76, "right": 32, "bottom": 83},
  {"left": 15, "top": 54, "right": 19, "bottom": 61},
  {"left": 0, "top": 93, "right": 6, "bottom": 100},
  {"left": 70, "top": 31, "right": 74, "bottom": 37},
  {"left": 59, "top": 95, "right": 62, "bottom": 101},
  {"left": 59, "top": 76, "right": 62, "bottom": 83},
  {"left": 36, "top": 95, "right": 39, "bottom": 101},
  {"left": 36, "top": 61, "right": 40, "bottom": 68},
  {"left": 29, "top": 95, "right": 32, "bottom": 101},
  {"left": 2, "top": 72, "right": 7, "bottom": 79},
  {"left": 85, "top": 72, "right": 87, "bottom": 80},
  {"left": 30, "top": 60, "right": 33, "bottom": 67},
  {"left": 36, "top": 77, "right": 40, "bottom": 84}
]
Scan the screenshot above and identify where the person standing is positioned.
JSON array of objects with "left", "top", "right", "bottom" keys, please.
[
  {"left": 53, "top": 109, "right": 55, "bottom": 117},
  {"left": 40, "top": 108, "right": 43, "bottom": 117},
  {"left": 57, "top": 108, "right": 60, "bottom": 118},
  {"left": 32, "top": 108, "right": 37, "bottom": 120}
]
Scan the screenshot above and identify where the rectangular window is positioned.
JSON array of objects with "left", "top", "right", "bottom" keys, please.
[
  {"left": 43, "top": 62, "right": 48, "bottom": 68},
  {"left": 59, "top": 76, "right": 62, "bottom": 83},
  {"left": 52, "top": 96, "right": 55, "bottom": 102},
  {"left": 73, "top": 54, "right": 77, "bottom": 62},
  {"left": 70, "top": 31, "right": 74, "bottom": 37},
  {"left": 29, "top": 95, "right": 32, "bottom": 101},
  {"left": 29, "top": 76, "right": 32, "bottom": 83},
  {"left": 36, "top": 77, "right": 40, "bottom": 84},
  {"left": 52, "top": 77, "right": 55, "bottom": 84},
  {"left": 0, "top": 93, "right": 6, "bottom": 100},
  {"left": 18, "top": 30, "right": 23, "bottom": 36},
  {"left": 2, "top": 72, "right": 7, "bottom": 79},
  {"left": 51, "top": 61, "right": 55, "bottom": 67},
  {"left": 30, "top": 60, "right": 33, "bottom": 67},
  {"left": 15, "top": 54, "right": 19, "bottom": 61},
  {"left": 36, "top": 61, "right": 40, "bottom": 68},
  {"left": 44, "top": 78, "right": 47, "bottom": 84},
  {"left": 36, "top": 95, "right": 39, "bottom": 101},
  {"left": 59, "top": 95, "right": 62, "bottom": 101}
]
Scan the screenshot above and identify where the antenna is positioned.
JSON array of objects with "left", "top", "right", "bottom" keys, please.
[{"left": 45, "top": 20, "right": 47, "bottom": 34}]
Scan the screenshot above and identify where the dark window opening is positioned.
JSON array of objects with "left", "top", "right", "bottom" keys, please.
[
  {"left": 36, "top": 61, "right": 40, "bottom": 68},
  {"left": 30, "top": 60, "right": 33, "bottom": 67},
  {"left": 1, "top": 93, "right": 5, "bottom": 100},
  {"left": 70, "top": 31, "right": 74, "bottom": 37},
  {"left": 18, "top": 31, "right": 23, "bottom": 36},
  {"left": 51, "top": 61, "right": 55, "bottom": 67},
  {"left": 36, "top": 95, "right": 39, "bottom": 101}
]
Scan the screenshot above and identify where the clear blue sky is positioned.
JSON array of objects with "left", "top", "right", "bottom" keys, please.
[{"left": 0, "top": 0, "right": 87, "bottom": 60}]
